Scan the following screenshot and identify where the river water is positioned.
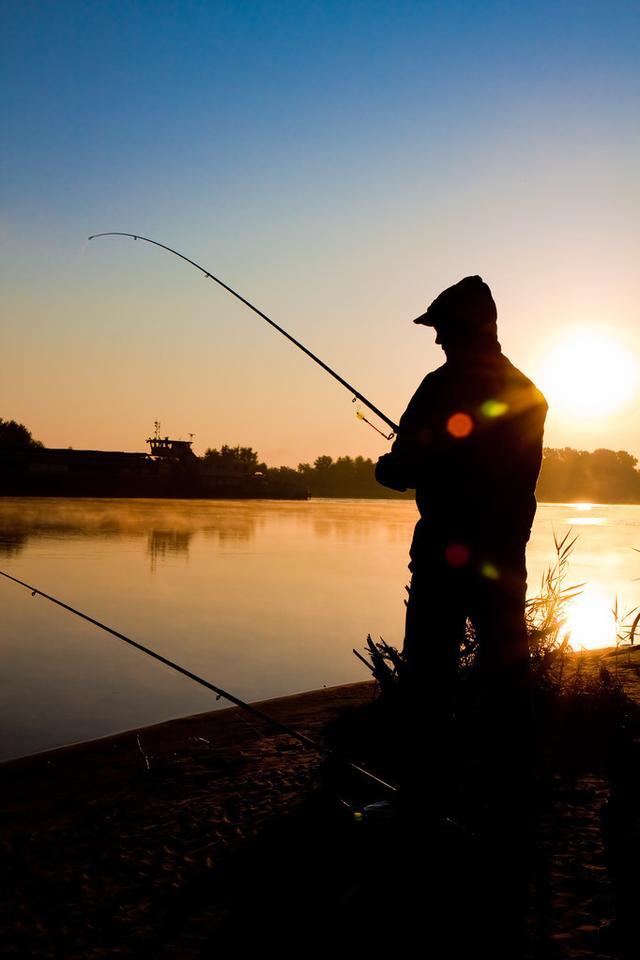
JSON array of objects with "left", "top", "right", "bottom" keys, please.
[{"left": 1, "top": 497, "right": 639, "bottom": 761}]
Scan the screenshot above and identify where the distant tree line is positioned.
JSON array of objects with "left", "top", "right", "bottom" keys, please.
[
  {"left": 0, "top": 419, "right": 42, "bottom": 450},
  {"left": 201, "top": 447, "right": 410, "bottom": 497},
  {"left": 293, "top": 455, "right": 412, "bottom": 498},
  {"left": 205, "top": 445, "right": 640, "bottom": 502},
  {"left": 536, "top": 448, "right": 640, "bottom": 503},
  {"left": 4, "top": 419, "right": 640, "bottom": 502},
  {"left": 203, "top": 445, "right": 267, "bottom": 474}
]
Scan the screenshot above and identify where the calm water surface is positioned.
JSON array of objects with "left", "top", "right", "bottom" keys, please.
[{"left": 1, "top": 497, "right": 639, "bottom": 760}]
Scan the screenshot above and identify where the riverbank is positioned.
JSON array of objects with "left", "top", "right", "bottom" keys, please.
[
  {"left": 3, "top": 649, "right": 640, "bottom": 956},
  {"left": 1, "top": 681, "right": 375, "bottom": 956}
]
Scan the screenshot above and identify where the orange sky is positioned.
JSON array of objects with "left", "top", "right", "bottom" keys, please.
[{"left": 2, "top": 2, "right": 639, "bottom": 466}]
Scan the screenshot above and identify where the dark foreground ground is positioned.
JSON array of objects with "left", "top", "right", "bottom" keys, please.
[{"left": 2, "top": 650, "right": 640, "bottom": 958}]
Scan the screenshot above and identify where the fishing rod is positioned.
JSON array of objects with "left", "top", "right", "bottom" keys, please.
[
  {"left": 87, "top": 233, "right": 399, "bottom": 438},
  {"left": 0, "top": 569, "right": 396, "bottom": 796}
]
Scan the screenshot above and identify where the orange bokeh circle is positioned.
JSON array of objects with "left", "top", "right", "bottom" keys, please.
[{"left": 446, "top": 412, "right": 473, "bottom": 438}]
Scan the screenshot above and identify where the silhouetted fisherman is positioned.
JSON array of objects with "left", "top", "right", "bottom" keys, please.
[{"left": 376, "top": 276, "right": 547, "bottom": 815}]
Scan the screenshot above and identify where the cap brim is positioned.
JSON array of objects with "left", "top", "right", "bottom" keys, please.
[{"left": 413, "top": 310, "right": 434, "bottom": 325}]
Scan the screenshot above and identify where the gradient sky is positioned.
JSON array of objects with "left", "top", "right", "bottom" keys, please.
[{"left": 2, "top": 0, "right": 639, "bottom": 466}]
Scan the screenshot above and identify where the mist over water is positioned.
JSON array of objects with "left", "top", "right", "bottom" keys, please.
[{"left": 1, "top": 497, "right": 639, "bottom": 761}]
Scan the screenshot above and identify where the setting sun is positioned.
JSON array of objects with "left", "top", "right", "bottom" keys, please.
[{"left": 537, "top": 328, "right": 638, "bottom": 420}]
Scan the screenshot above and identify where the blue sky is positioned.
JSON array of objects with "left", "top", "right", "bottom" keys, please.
[{"left": 2, "top": 1, "right": 639, "bottom": 462}]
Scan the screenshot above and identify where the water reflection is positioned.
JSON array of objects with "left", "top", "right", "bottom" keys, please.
[
  {"left": 0, "top": 498, "right": 260, "bottom": 569},
  {"left": 566, "top": 517, "right": 607, "bottom": 525},
  {"left": 564, "top": 584, "right": 618, "bottom": 650},
  {"left": 565, "top": 504, "right": 607, "bottom": 526},
  {"left": 0, "top": 533, "right": 27, "bottom": 558},
  {"left": 147, "top": 529, "right": 193, "bottom": 571},
  {"left": 1, "top": 497, "right": 639, "bottom": 760},
  {"left": 0, "top": 498, "right": 413, "bottom": 568},
  {"left": 200, "top": 517, "right": 258, "bottom": 544}
]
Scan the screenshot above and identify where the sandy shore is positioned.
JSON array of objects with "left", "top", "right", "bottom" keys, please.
[
  {"left": 3, "top": 649, "right": 640, "bottom": 957},
  {"left": 1, "top": 680, "right": 376, "bottom": 824},
  {"left": 1, "top": 681, "right": 378, "bottom": 956}
]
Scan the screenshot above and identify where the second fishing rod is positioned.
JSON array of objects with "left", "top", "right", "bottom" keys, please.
[{"left": 0, "top": 568, "right": 396, "bottom": 796}]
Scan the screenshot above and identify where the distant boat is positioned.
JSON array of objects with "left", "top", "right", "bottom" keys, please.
[{"left": 0, "top": 432, "right": 308, "bottom": 500}]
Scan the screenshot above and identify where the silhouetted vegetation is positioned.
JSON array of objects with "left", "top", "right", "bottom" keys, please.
[
  {"left": 293, "top": 446, "right": 640, "bottom": 502},
  {"left": 244, "top": 446, "right": 640, "bottom": 502},
  {"left": 325, "top": 532, "right": 640, "bottom": 955},
  {"left": 203, "top": 445, "right": 267, "bottom": 475},
  {"left": 203, "top": 448, "right": 412, "bottom": 497},
  {"left": 0, "top": 418, "right": 42, "bottom": 451},
  {"left": 295, "top": 455, "right": 413, "bottom": 498},
  {"left": 282, "top": 446, "right": 640, "bottom": 501},
  {"left": 5, "top": 418, "right": 640, "bottom": 502},
  {"left": 537, "top": 447, "right": 640, "bottom": 503}
]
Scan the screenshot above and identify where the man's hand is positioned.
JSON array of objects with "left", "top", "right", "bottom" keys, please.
[{"left": 375, "top": 452, "right": 411, "bottom": 492}]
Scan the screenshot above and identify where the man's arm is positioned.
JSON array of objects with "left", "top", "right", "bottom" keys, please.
[
  {"left": 375, "top": 431, "right": 419, "bottom": 491},
  {"left": 375, "top": 376, "right": 436, "bottom": 492},
  {"left": 375, "top": 449, "right": 412, "bottom": 492}
]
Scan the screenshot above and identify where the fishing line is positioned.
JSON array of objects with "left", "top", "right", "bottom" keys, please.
[
  {"left": 0, "top": 569, "right": 396, "bottom": 795},
  {"left": 74, "top": 239, "right": 90, "bottom": 261},
  {"left": 354, "top": 407, "right": 395, "bottom": 440},
  {"left": 88, "top": 233, "right": 398, "bottom": 438}
]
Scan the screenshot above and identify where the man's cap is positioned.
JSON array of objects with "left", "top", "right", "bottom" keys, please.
[{"left": 413, "top": 275, "right": 497, "bottom": 328}]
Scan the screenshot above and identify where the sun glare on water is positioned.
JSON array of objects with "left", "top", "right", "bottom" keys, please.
[
  {"left": 537, "top": 328, "right": 638, "bottom": 419},
  {"left": 565, "top": 584, "right": 618, "bottom": 651}
]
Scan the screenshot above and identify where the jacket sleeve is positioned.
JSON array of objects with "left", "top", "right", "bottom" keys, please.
[
  {"left": 375, "top": 447, "right": 413, "bottom": 491},
  {"left": 375, "top": 377, "right": 436, "bottom": 492}
]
